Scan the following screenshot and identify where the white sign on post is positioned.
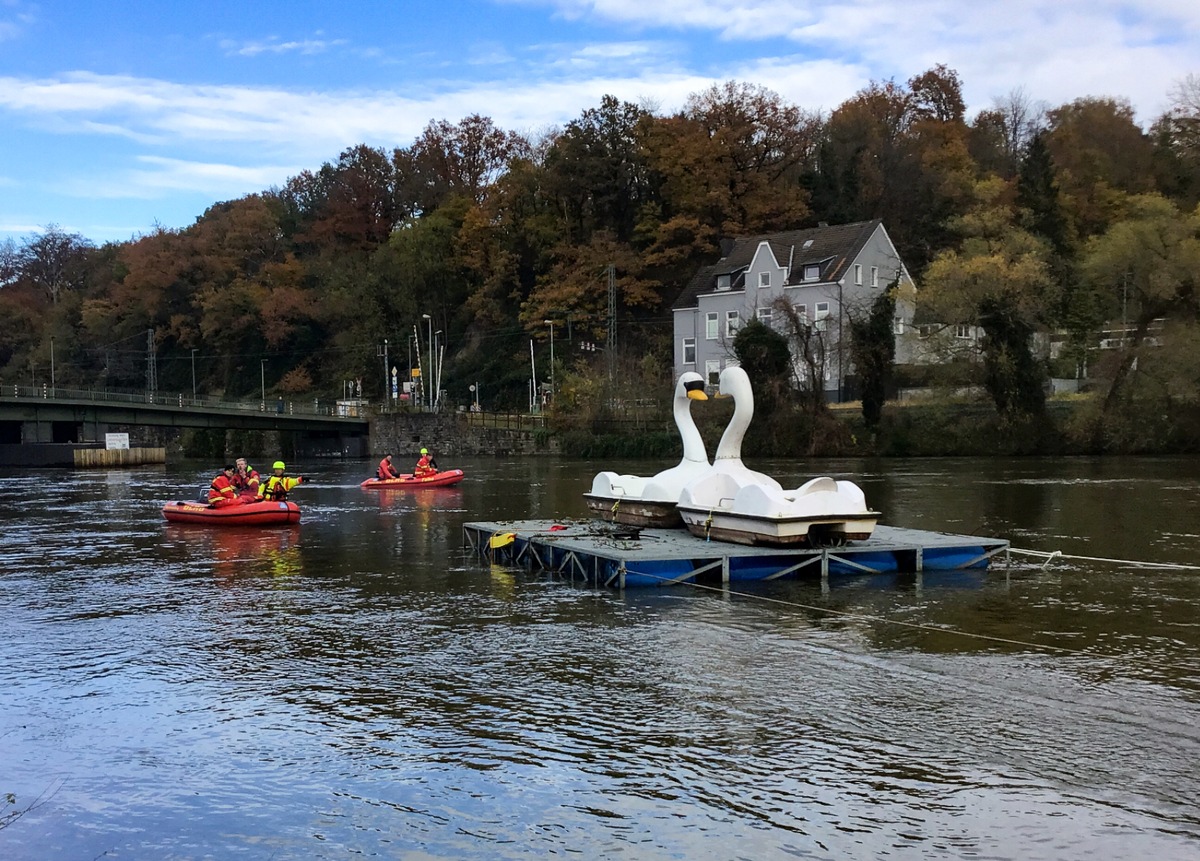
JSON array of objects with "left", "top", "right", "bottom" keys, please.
[{"left": 105, "top": 433, "right": 130, "bottom": 450}]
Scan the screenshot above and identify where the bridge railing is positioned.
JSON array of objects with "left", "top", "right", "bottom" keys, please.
[{"left": 0, "top": 384, "right": 358, "bottom": 419}]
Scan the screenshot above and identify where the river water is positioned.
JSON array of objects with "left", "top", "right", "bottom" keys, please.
[{"left": 1, "top": 455, "right": 1198, "bottom": 860}]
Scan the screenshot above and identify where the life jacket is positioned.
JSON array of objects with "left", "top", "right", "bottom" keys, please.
[
  {"left": 232, "top": 468, "right": 259, "bottom": 493},
  {"left": 415, "top": 455, "right": 436, "bottom": 475},
  {"left": 260, "top": 474, "right": 300, "bottom": 501},
  {"left": 209, "top": 474, "right": 237, "bottom": 503}
]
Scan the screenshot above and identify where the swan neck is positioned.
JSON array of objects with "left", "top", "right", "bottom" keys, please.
[
  {"left": 715, "top": 378, "right": 752, "bottom": 461},
  {"left": 674, "top": 391, "right": 707, "bottom": 463}
]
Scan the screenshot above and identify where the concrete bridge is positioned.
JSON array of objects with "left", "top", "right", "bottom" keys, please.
[{"left": 0, "top": 384, "right": 369, "bottom": 465}]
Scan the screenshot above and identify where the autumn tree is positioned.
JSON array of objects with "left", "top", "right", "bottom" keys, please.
[
  {"left": 396, "top": 115, "right": 530, "bottom": 215},
  {"left": 922, "top": 179, "right": 1056, "bottom": 419},
  {"left": 815, "top": 66, "right": 978, "bottom": 273},
  {"left": 1043, "top": 97, "right": 1155, "bottom": 239},
  {"left": 282, "top": 144, "right": 401, "bottom": 253},
  {"left": 541, "top": 95, "right": 655, "bottom": 244},
  {"left": 640, "top": 82, "right": 817, "bottom": 279},
  {"left": 14, "top": 225, "right": 95, "bottom": 305},
  {"left": 1079, "top": 194, "right": 1200, "bottom": 416},
  {"left": 520, "top": 231, "right": 658, "bottom": 341},
  {"left": 968, "top": 87, "right": 1046, "bottom": 179}
]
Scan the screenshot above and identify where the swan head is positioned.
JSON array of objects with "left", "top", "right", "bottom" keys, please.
[
  {"left": 718, "top": 365, "right": 753, "bottom": 404},
  {"left": 677, "top": 371, "right": 708, "bottom": 402}
]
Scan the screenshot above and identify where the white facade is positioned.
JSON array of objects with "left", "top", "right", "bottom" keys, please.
[{"left": 673, "top": 221, "right": 915, "bottom": 401}]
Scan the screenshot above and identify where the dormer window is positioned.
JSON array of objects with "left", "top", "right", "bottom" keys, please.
[
  {"left": 716, "top": 273, "right": 731, "bottom": 291},
  {"left": 803, "top": 264, "right": 820, "bottom": 282}
]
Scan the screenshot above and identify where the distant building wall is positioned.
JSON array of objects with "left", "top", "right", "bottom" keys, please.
[{"left": 370, "top": 412, "right": 557, "bottom": 458}]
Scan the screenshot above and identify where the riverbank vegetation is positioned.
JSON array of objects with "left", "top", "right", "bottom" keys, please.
[{"left": 3, "top": 68, "right": 1200, "bottom": 455}]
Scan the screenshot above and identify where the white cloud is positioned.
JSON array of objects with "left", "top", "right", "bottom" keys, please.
[
  {"left": 0, "top": 220, "right": 45, "bottom": 234},
  {"left": 221, "top": 36, "right": 348, "bottom": 57},
  {"left": 509, "top": 0, "right": 1200, "bottom": 121},
  {"left": 115, "top": 156, "right": 304, "bottom": 197}
]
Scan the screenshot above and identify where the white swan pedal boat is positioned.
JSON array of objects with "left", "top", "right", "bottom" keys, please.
[{"left": 675, "top": 365, "right": 880, "bottom": 548}]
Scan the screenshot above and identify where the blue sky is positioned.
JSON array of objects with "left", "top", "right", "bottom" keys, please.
[{"left": 1, "top": 0, "right": 1197, "bottom": 245}]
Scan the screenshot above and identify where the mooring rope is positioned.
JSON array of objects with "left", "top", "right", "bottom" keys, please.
[{"left": 1008, "top": 546, "right": 1200, "bottom": 571}]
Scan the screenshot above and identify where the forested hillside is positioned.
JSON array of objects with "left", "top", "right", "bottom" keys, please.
[{"left": 3, "top": 66, "right": 1198, "bottom": 432}]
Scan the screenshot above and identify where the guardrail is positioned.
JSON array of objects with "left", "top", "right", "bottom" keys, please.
[{"left": 0, "top": 384, "right": 356, "bottom": 419}]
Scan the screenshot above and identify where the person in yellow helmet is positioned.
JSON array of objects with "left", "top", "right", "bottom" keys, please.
[
  {"left": 257, "top": 460, "right": 305, "bottom": 502},
  {"left": 414, "top": 447, "right": 438, "bottom": 477}
]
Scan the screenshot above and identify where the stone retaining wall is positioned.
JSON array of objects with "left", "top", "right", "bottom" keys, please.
[{"left": 369, "top": 413, "right": 556, "bottom": 458}]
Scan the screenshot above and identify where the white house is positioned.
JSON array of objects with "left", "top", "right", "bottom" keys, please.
[{"left": 671, "top": 219, "right": 916, "bottom": 401}]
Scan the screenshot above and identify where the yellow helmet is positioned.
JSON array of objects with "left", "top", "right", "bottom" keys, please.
[
  {"left": 273, "top": 461, "right": 286, "bottom": 470},
  {"left": 420, "top": 448, "right": 428, "bottom": 455}
]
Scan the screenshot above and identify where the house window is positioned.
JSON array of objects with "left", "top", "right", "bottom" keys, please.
[
  {"left": 871, "top": 266, "right": 879, "bottom": 287},
  {"left": 682, "top": 337, "right": 696, "bottom": 364},
  {"left": 893, "top": 317, "right": 904, "bottom": 335},
  {"left": 757, "top": 307, "right": 773, "bottom": 326},
  {"left": 803, "top": 264, "right": 820, "bottom": 282},
  {"left": 854, "top": 264, "right": 862, "bottom": 285},
  {"left": 759, "top": 271, "right": 770, "bottom": 287},
  {"left": 795, "top": 303, "right": 807, "bottom": 322},
  {"left": 726, "top": 310, "right": 740, "bottom": 337},
  {"left": 705, "top": 359, "right": 721, "bottom": 386},
  {"left": 814, "top": 302, "right": 829, "bottom": 332},
  {"left": 716, "top": 273, "right": 731, "bottom": 291},
  {"left": 705, "top": 312, "right": 719, "bottom": 340},
  {"left": 955, "top": 324, "right": 971, "bottom": 339}
]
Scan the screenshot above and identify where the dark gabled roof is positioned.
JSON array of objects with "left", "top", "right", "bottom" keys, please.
[{"left": 671, "top": 219, "right": 883, "bottom": 310}]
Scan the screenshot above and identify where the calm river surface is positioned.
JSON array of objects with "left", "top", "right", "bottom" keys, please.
[{"left": 2, "top": 455, "right": 1199, "bottom": 860}]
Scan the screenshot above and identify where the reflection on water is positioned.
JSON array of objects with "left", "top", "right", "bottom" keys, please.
[
  {"left": 162, "top": 524, "right": 304, "bottom": 580},
  {"left": 1, "top": 456, "right": 1199, "bottom": 860}
]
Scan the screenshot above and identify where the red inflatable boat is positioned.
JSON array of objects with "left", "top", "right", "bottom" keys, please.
[
  {"left": 161, "top": 499, "right": 301, "bottom": 526},
  {"left": 360, "top": 469, "right": 465, "bottom": 489}
]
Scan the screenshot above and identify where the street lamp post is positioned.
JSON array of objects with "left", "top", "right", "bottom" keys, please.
[
  {"left": 427, "top": 314, "right": 436, "bottom": 412},
  {"left": 434, "top": 330, "right": 443, "bottom": 412},
  {"left": 260, "top": 359, "right": 267, "bottom": 404},
  {"left": 50, "top": 337, "right": 55, "bottom": 396},
  {"left": 543, "top": 320, "right": 555, "bottom": 402},
  {"left": 190, "top": 348, "right": 198, "bottom": 399}
]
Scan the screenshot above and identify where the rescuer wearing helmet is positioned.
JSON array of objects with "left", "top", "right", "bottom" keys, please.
[
  {"left": 257, "top": 460, "right": 305, "bottom": 502},
  {"left": 414, "top": 447, "right": 438, "bottom": 477}
]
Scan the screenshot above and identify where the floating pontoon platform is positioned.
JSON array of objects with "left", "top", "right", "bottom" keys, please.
[{"left": 463, "top": 519, "right": 1010, "bottom": 588}]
